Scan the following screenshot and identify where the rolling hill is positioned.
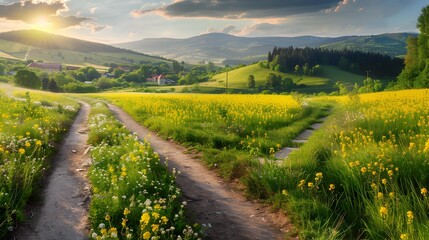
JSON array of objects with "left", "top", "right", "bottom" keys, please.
[
  {"left": 0, "top": 30, "right": 169, "bottom": 68},
  {"left": 320, "top": 33, "right": 413, "bottom": 57},
  {"left": 115, "top": 32, "right": 415, "bottom": 65},
  {"left": 200, "top": 63, "right": 366, "bottom": 93}
]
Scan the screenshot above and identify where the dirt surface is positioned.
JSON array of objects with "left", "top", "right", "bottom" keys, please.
[
  {"left": 14, "top": 101, "right": 91, "bottom": 240},
  {"left": 108, "top": 104, "right": 295, "bottom": 240}
]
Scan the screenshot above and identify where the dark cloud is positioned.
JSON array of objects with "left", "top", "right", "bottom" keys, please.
[
  {"left": 133, "top": 0, "right": 340, "bottom": 19},
  {"left": 0, "top": 0, "right": 89, "bottom": 28}
]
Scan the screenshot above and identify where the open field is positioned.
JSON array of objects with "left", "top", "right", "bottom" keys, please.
[
  {"left": 90, "top": 89, "right": 429, "bottom": 239},
  {"left": 4, "top": 83, "right": 429, "bottom": 239}
]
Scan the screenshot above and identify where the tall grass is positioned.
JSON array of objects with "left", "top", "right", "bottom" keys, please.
[{"left": 274, "top": 89, "right": 429, "bottom": 239}]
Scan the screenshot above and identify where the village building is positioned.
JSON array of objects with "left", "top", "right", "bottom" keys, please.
[
  {"left": 65, "top": 65, "right": 81, "bottom": 71},
  {"left": 27, "top": 62, "right": 62, "bottom": 72},
  {"left": 146, "top": 74, "right": 175, "bottom": 86}
]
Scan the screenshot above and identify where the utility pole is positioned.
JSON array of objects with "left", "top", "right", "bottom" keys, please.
[
  {"left": 226, "top": 69, "right": 229, "bottom": 94},
  {"left": 366, "top": 70, "right": 370, "bottom": 80}
]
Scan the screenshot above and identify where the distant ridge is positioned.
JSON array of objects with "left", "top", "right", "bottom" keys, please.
[
  {"left": 114, "top": 32, "right": 416, "bottom": 64},
  {"left": 0, "top": 29, "right": 169, "bottom": 66},
  {"left": 0, "top": 30, "right": 151, "bottom": 56}
]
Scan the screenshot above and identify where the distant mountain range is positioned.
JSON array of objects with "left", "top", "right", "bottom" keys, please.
[
  {"left": 114, "top": 32, "right": 416, "bottom": 65},
  {"left": 0, "top": 30, "right": 168, "bottom": 67}
]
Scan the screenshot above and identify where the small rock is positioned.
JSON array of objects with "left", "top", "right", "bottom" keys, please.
[
  {"left": 76, "top": 168, "right": 84, "bottom": 172},
  {"left": 71, "top": 150, "right": 77, "bottom": 153}
]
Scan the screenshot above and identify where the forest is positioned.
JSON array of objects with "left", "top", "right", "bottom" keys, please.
[{"left": 268, "top": 46, "right": 404, "bottom": 79}]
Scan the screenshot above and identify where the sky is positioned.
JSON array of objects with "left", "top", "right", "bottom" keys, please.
[{"left": 0, "top": 0, "right": 427, "bottom": 43}]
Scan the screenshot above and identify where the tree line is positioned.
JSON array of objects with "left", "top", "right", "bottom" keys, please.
[
  {"left": 268, "top": 46, "right": 404, "bottom": 79},
  {"left": 397, "top": 5, "right": 429, "bottom": 89}
]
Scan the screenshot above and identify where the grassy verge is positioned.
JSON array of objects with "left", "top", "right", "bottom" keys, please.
[
  {"left": 86, "top": 101, "right": 200, "bottom": 240},
  {"left": 0, "top": 91, "right": 78, "bottom": 237},
  {"left": 266, "top": 90, "right": 429, "bottom": 239}
]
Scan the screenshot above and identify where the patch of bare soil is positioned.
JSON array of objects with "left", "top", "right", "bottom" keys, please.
[
  {"left": 14, "top": 102, "right": 91, "bottom": 240},
  {"left": 108, "top": 104, "right": 296, "bottom": 240}
]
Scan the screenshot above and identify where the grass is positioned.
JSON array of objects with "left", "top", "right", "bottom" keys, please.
[
  {"left": 0, "top": 91, "right": 77, "bottom": 237},
  {"left": 202, "top": 63, "right": 367, "bottom": 93},
  {"left": 0, "top": 39, "right": 168, "bottom": 67},
  {"left": 265, "top": 89, "right": 429, "bottom": 239},
  {"left": 86, "top": 101, "right": 200, "bottom": 239},
  {"left": 86, "top": 89, "right": 429, "bottom": 239}
]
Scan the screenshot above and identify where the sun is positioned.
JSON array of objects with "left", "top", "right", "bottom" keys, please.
[{"left": 31, "top": 16, "right": 53, "bottom": 31}]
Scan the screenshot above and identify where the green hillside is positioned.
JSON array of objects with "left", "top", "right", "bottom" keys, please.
[
  {"left": 202, "top": 63, "right": 366, "bottom": 93},
  {"left": 0, "top": 30, "right": 169, "bottom": 68},
  {"left": 320, "top": 33, "right": 414, "bottom": 57}
]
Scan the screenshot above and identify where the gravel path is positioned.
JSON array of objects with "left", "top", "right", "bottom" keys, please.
[{"left": 108, "top": 103, "right": 293, "bottom": 240}]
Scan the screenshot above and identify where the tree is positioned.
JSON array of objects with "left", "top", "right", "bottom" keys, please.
[
  {"left": 247, "top": 75, "right": 256, "bottom": 88},
  {"left": 47, "top": 79, "right": 59, "bottom": 92},
  {"left": 14, "top": 69, "right": 41, "bottom": 89},
  {"left": 294, "top": 65, "right": 301, "bottom": 75},
  {"left": 172, "top": 60, "right": 183, "bottom": 73},
  {"left": 281, "top": 78, "right": 294, "bottom": 90},
  {"left": 417, "top": 5, "right": 429, "bottom": 35},
  {"left": 266, "top": 73, "right": 281, "bottom": 89}
]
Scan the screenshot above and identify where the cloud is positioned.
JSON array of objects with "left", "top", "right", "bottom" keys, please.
[
  {"left": 90, "top": 7, "right": 97, "bottom": 14},
  {"left": 206, "top": 24, "right": 239, "bottom": 34},
  {"left": 132, "top": 0, "right": 340, "bottom": 19},
  {"left": 0, "top": 0, "right": 89, "bottom": 28}
]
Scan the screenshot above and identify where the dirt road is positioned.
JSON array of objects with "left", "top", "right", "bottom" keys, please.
[
  {"left": 15, "top": 101, "right": 91, "bottom": 240},
  {"left": 108, "top": 104, "right": 293, "bottom": 240}
]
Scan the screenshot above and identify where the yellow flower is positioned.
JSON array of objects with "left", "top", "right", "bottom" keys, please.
[
  {"left": 36, "top": 140, "right": 42, "bottom": 146},
  {"left": 406, "top": 211, "right": 413, "bottom": 224},
  {"left": 361, "top": 167, "right": 367, "bottom": 173},
  {"left": 315, "top": 172, "right": 323, "bottom": 179},
  {"left": 377, "top": 192, "right": 383, "bottom": 200},
  {"left": 389, "top": 192, "right": 395, "bottom": 199},
  {"left": 105, "top": 214, "right": 110, "bottom": 221},
  {"left": 151, "top": 224, "right": 159, "bottom": 232},
  {"left": 122, "top": 218, "right": 127, "bottom": 227},
  {"left": 152, "top": 212, "right": 160, "bottom": 219},
  {"left": 371, "top": 183, "right": 377, "bottom": 190},
  {"left": 387, "top": 170, "right": 393, "bottom": 178},
  {"left": 421, "top": 187, "right": 427, "bottom": 197},
  {"left": 123, "top": 208, "right": 130, "bottom": 215},
  {"left": 380, "top": 206, "right": 388, "bottom": 218},
  {"left": 18, "top": 148, "right": 25, "bottom": 155},
  {"left": 381, "top": 178, "right": 387, "bottom": 185},
  {"left": 282, "top": 189, "right": 288, "bottom": 196},
  {"left": 140, "top": 212, "right": 150, "bottom": 225},
  {"left": 298, "top": 179, "right": 305, "bottom": 188},
  {"left": 424, "top": 139, "right": 429, "bottom": 152},
  {"left": 409, "top": 142, "right": 415, "bottom": 150},
  {"left": 161, "top": 216, "right": 169, "bottom": 224},
  {"left": 154, "top": 204, "right": 161, "bottom": 210},
  {"left": 121, "top": 171, "right": 127, "bottom": 177},
  {"left": 143, "top": 231, "right": 151, "bottom": 240},
  {"left": 400, "top": 233, "right": 408, "bottom": 240},
  {"left": 308, "top": 182, "right": 314, "bottom": 188},
  {"left": 25, "top": 141, "right": 31, "bottom": 147},
  {"left": 329, "top": 184, "right": 335, "bottom": 191}
]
